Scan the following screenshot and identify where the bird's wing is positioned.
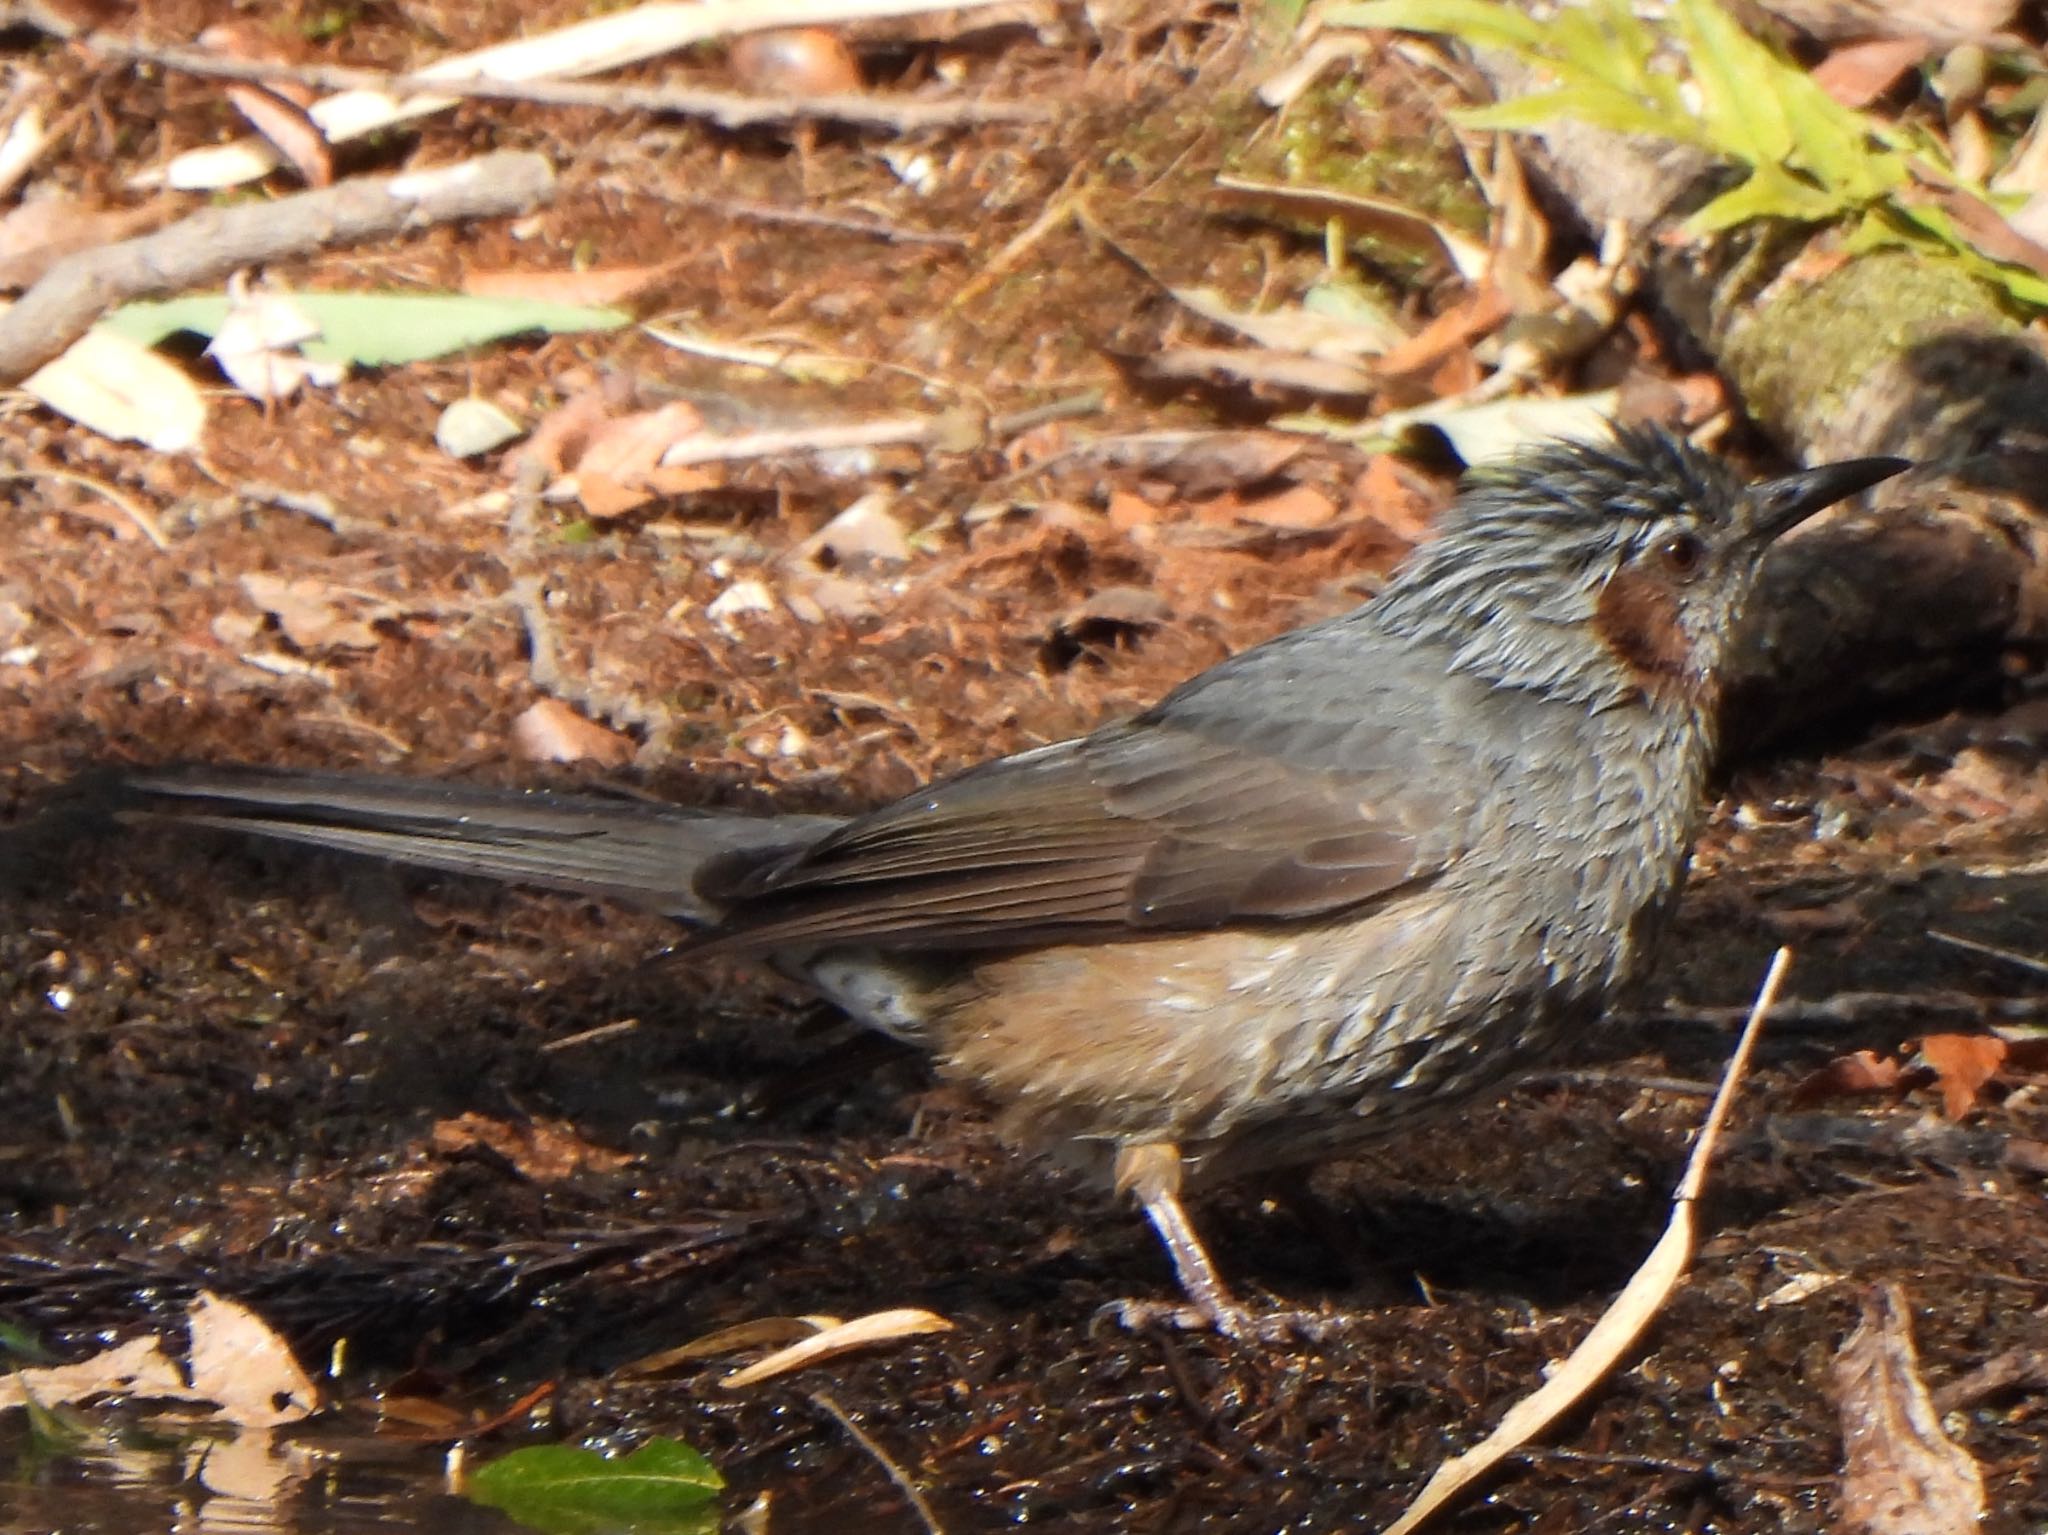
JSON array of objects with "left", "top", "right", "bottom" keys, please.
[{"left": 696, "top": 703, "right": 1466, "bottom": 952}]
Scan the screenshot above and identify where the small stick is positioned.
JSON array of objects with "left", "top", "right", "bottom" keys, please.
[
  {"left": 1379, "top": 947, "right": 1793, "bottom": 1535},
  {"left": 808, "top": 1391, "right": 947, "bottom": 1535}
]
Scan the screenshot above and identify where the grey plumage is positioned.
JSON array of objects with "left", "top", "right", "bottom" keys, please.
[{"left": 132, "top": 428, "right": 1908, "bottom": 1332}]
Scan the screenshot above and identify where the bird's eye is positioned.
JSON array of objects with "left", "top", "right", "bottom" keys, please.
[{"left": 1655, "top": 532, "right": 1705, "bottom": 579}]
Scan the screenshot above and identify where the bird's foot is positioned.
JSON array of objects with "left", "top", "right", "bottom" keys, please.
[{"left": 1102, "top": 1295, "right": 1349, "bottom": 1345}]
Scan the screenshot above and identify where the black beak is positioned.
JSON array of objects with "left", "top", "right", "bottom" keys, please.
[{"left": 1749, "top": 455, "right": 1910, "bottom": 541}]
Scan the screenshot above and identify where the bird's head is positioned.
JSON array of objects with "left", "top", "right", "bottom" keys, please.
[{"left": 1372, "top": 427, "right": 1908, "bottom": 710}]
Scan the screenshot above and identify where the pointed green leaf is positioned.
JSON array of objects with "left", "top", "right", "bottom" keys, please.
[
  {"left": 1684, "top": 166, "right": 1844, "bottom": 234},
  {"left": 1457, "top": 86, "right": 1707, "bottom": 146},
  {"left": 1673, "top": 0, "right": 1790, "bottom": 166},
  {"left": 104, "top": 292, "right": 629, "bottom": 368},
  {"left": 468, "top": 1439, "right": 723, "bottom": 1535}
]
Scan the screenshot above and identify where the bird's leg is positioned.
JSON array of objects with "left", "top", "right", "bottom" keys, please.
[
  {"left": 1108, "top": 1142, "right": 1342, "bottom": 1342},
  {"left": 1117, "top": 1141, "right": 1241, "bottom": 1323}
]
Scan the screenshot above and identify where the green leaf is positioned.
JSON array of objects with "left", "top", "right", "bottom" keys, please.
[
  {"left": 1684, "top": 166, "right": 1846, "bottom": 234},
  {"left": 1324, "top": 0, "right": 1547, "bottom": 54},
  {"left": 1458, "top": 86, "right": 1705, "bottom": 146},
  {"left": 1673, "top": 0, "right": 1791, "bottom": 166},
  {"left": 104, "top": 292, "right": 629, "bottom": 367},
  {"left": 468, "top": 1440, "right": 723, "bottom": 1535}
]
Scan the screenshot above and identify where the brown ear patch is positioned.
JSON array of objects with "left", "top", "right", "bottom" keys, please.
[{"left": 1594, "top": 565, "right": 1694, "bottom": 688}]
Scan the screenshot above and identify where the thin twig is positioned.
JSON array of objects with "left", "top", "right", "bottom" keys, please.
[
  {"left": 85, "top": 35, "right": 1048, "bottom": 133},
  {"left": 0, "top": 467, "right": 168, "bottom": 549},
  {"left": 1925, "top": 926, "right": 2048, "bottom": 978},
  {"left": 808, "top": 1391, "right": 947, "bottom": 1535}
]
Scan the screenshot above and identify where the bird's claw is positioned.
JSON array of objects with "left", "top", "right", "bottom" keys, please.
[{"left": 1100, "top": 1296, "right": 1348, "bottom": 1345}]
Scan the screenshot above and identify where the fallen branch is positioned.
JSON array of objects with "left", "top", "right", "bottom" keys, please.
[
  {"left": 0, "top": 150, "right": 555, "bottom": 384},
  {"left": 83, "top": 37, "right": 1049, "bottom": 134}
]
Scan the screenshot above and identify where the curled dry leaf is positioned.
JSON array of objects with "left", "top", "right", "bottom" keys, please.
[
  {"left": 721, "top": 1308, "right": 953, "bottom": 1389},
  {"left": 1833, "top": 1283, "right": 1986, "bottom": 1535},
  {"left": 1792, "top": 1048, "right": 1905, "bottom": 1106},
  {"left": 0, "top": 1292, "right": 316, "bottom": 1427},
  {"left": 184, "top": 1292, "right": 320, "bottom": 1427},
  {"left": 1810, "top": 37, "right": 1932, "bottom": 109}
]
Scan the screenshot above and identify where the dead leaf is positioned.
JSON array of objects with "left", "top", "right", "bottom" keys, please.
[
  {"left": 510, "top": 699, "right": 634, "bottom": 768},
  {"left": 1168, "top": 282, "right": 1406, "bottom": 359},
  {"left": 1231, "top": 483, "right": 1335, "bottom": 531},
  {"left": 1142, "top": 346, "right": 1375, "bottom": 396},
  {"left": 721, "top": 1308, "right": 953, "bottom": 1389},
  {"left": 429, "top": 1111, "right": 634, "bottom": 1179},
  {"left": 1371, "top": 284, "right": 1516, "bottom": 383},
  {"left": 0, "top": 1333, "right": 187, "bottom": 1412},
  {"left": 1912, "top": 1033, "right": 2008, "bottom": 1119},
  {"left": 1834, "top": 1283, "right": 1986, "bottom": 1535},
  {"left": 184, "top": 1292, "right": 319, "bottom": 1427},
  {"left": 198, "top": 24, "right": 333, "bottom": 188},
  {"left": 20, "top": 323, "right": 206, "bottom": 452},
  {"left": 1811, "top": 37, "right": 1931, "bottom": 108},
  {"left": 1792, "top": 1048, "right": 1905, "bottom": 1105},
  {"left": 239, "top": 573, "right": 380, "bottom": 651}
]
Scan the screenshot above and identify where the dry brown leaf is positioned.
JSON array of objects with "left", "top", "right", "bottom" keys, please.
[
  {"left": 184, "top": 1292, "right": 320, "bottom": 1427},
  {"left": 239, "top": 573, "right": 382, "bottom": 651},
  {"left": 429, "top": 1111, "right": 634, "bottom": 1180},
  {"left": 1834, "top": 1283, "right": 1986, "bottom": 1535},
  {"left": 577, "top": 401, "right": 708, "bottom": 481},
  {"left": 1141, "top": 346, "right": 1375, "bottom": 396},
  {"left": 1912, "top": 1033, "right": 2008, "bottom": 1119},
  {"left": 511, "top": 698, "right": 634, "bottom": 768},
  {"left": 0, "top": 1333, "right": 186, "bottom": 1412},
  {"left": 1792, "top": 1048, "right": 1905, "bottom": 1106},
  {"left": 1233, "top": 483, "right": 1336, "bottom": 531},
  {"left": 1372, "top": 284, "right": 1515, "bottom": 382},
  {"left": 515, "top": 385, "right": 619, "bottom": 477},
  {"left": 198, "top": 24, "right": 333, "bottom": 188},
  {"left": 720, "top": 1308, "right": 953, "bottom": 1389},
  {"left": 1811, "top": 37, "right": 1932, "bottom": 108}
]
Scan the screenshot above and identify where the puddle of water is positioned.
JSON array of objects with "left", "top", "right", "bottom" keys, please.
[{"left": 0, "top": 1416, "right": 530, "bottom": 1535}]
